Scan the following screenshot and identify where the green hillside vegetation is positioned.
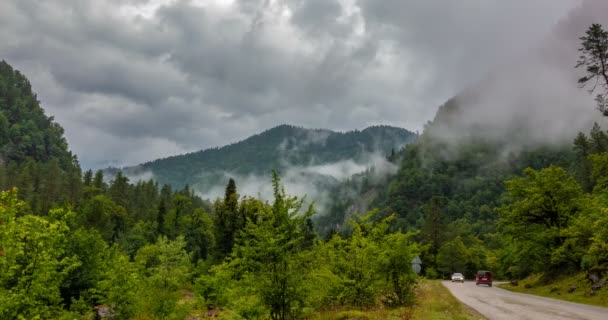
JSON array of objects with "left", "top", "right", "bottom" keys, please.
[
  {"left": 499, "top": 273, "right": 608, "bottom": 308},
  {"left": 314, "top": 280, "right": 484, "bottom": 320},
  {"left": 0, "top": 61, "right": 82, "bottom": 214},
  {"left": 0, "top": 61, "right": 74, "bottom": 167},
  {"left": 113, "top": 124, "right": 416, "bottom": 190}
]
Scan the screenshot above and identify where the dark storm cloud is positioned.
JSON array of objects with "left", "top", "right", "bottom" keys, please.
[{"left": 0, "top": 0, "right": 580, "bottom": 168}]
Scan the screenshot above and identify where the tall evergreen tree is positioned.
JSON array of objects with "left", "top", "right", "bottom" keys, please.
[
  {"left": 576, "top": 24, "right": 608, "bottom": 114},
  {"left": 83, "top": 170, "right": 93, "bottom": 187},
  {"left": 214, "top": 178, "right": 239, "bottom": 259},
  {"left": 93, "top": 170, "right": 106, "bottom": 192},
  {"left": 573, "top": 132, "right": 593, "bottom": 191}
]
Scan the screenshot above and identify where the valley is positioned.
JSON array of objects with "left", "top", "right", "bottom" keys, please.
[{"left": 1, "top": 1, "right": 608, "bottom": 319}]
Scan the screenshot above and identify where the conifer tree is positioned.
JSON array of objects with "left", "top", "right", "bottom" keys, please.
[
  {"left": 215, "top": 178, "right": 239, "bottom": 259},
  {"left": 577, "top": 24, "right": 608, "bottom": 114}
]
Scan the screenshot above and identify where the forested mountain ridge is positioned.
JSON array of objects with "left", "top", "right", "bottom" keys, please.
[
  {"left": 321, "top": 0, "right": 608, "bottom": 238},
  {"left": 0, "top": 60, "right": 83, "bottom": 213},
  {"left": 110, "top": 124, "right": 416, "bottom": 192},
  {"left": 0, "top": 60, "right": 75, "bottom": 168}
]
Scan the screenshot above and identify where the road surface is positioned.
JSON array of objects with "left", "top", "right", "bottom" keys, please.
[{"left": 442, "top": 281, "right": 608, "bottom": 320}]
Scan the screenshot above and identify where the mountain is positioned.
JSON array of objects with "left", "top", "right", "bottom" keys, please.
[
  {"left": 0, "top": 60, "right": 82, "bottom": 213},
  {"left": 316, "top": 1, "right": 608, "bottom": 234},
  {"left": 0, "top": 60, "right": 76, "bottom": 169},
  {"left": 318, "top": 0, "right": 608, "bottom": 279},
  {"left": 111, "top": 124, "right": 417, "bottom": 197}
]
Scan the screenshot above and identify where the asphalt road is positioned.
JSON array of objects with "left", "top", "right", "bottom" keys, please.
[{"left": 442, "top": 281, "right": 608, "bottom": 320}]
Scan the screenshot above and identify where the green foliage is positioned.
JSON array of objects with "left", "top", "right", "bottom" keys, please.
[
  {"left": 95, "top": 249, "right": 141, "bottom": 319},
  {"left": 182, "top": 208, "right": 215, "bottom": 261},
  {"left": 199, "top": 177, "right": 420, "bottom": 319},
  {"left": 0, "top": 189, "right": 80, "bottom": 320},
  {"left": 223, "top": 172, "right": 315, "bottom": 320},
  {"left": 334, "top": 310, "right": 370, "bottom": 320},
  {"left": 79, "top": 195, "right": 127, "bottom": 243},
  {"left": 316, "top": 213, "right": 419, "bottom": 308},
  {"left": 214, "top": 178, "right": 241, "bottom": 260},
  {"left": 498, "top": 166, "right": 584, "bottom": 277},
  {"left": 497, "top": 134, "right": 608, "bottom": 280},
  {"left": 61, "top": 228, "right": 109, "bottom": 307},
  {"left": 373, "top": 128, "right": 573, "bottom": 276},
  {"left": 135, "top": 236, "right": 192, "bottom": 318},
  {"left": 0, "top": 61, "right": 74, "bottom": 167},
  {"left": 324, "top": 218, "right": 382, "bottom": 307},
  {"left": 377, "top": 231, "right": 419, "bottom": 306},
  {"left": 436, "top": 237, "right": 468, "bottom": 276}
]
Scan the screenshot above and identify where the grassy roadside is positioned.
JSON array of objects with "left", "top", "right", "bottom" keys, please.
[
  {"left": 498, "top": 273, "right": 608, "bottom": 308},
  {"left": 410, "top": 281, "right": 485, "bottom": 320},
  {"left": 313, "top": 280, "right": 485, "bottom": 320}
]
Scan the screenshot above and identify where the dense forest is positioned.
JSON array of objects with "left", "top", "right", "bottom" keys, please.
[
  {"left": 1, "top": 23, "right": 608, "bottom": 320},
  {"left": 110, "top": 124, "right": 416, "bottom": 191}
]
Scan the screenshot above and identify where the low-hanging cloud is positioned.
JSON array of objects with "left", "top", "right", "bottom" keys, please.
[
  {"left": 426, "top": 0, "right": 608, "bottom": 154},
  {"left": 199, "top": 152, "right": 398, "bottom": 213}
]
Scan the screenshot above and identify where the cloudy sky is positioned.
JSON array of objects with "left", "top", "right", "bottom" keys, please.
[{"left": 0, "top": 0, "right": 579, "bottom": 169}]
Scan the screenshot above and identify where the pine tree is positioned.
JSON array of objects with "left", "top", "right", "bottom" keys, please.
[
  {"left": 93, "top": 170, "right": 106, "bottom": 192},
  {"left": 576, "top": 24, "right": 608, "bottom": 114},
  {"left": 573, "top": 132, "right": 593, "bottom": 191},
  {"left": 83, "top": 170, "right": 93, "bottom": 187},
  {"left": 215, "top": 178, "right": 239, "bottom": 259}
]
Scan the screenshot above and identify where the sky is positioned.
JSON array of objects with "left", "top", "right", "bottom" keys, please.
[{"left": 0, "top": 0, "right": 580, "bottom": 169}]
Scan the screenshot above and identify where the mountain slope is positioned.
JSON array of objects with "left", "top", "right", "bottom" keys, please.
[
  {"left": 0, "top": 60, "right": 75, "bottom": 169},
  {"left": 316, "top": 1, "right": 608, "bottom": 234},
  {"left": 113, "top": 124, "right": 416, "bottom": 194},
  {"left": 0, "top": 60, "right": 82, "bottom": 213}
]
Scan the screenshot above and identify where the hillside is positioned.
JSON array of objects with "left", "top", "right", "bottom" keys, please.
[
  {"left": 314, "top": 0, "right": 608, "bottom": 236},
  {"left": 327, "top": 0, "right": 608, "bottom": 291},
  {"left": 0, "top": 60, "right": 83, "bottom": 213},
  {"left": 112, "top": 124, "right": 416, "bottom": 195},
  {"left": 0, "top": 60, "right": 75, "bottom": 168}
]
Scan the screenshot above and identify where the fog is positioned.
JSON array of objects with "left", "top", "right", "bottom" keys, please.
[
  {"left": 426, "top": 0, "right": 608, "bottom": 152},
  {"left": 198, "top": 152, "right": 399, "bottom": 213}
]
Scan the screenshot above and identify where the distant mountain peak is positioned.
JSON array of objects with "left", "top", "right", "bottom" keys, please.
[{"left": 111, "top": 124, "right": 416, "bottom": 193}]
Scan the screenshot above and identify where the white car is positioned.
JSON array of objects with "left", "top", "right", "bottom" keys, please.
[{"left": 451, "top": 273, "right": 465, "bottom": 283}]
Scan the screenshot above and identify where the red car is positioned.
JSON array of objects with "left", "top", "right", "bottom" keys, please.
[{"left": 475, "top": 270, "right": 493, "bottom": 287}]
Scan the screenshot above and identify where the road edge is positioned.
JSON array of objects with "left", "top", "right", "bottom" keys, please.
[{"left": 439, "top": 281, "right": 488, "bottom": 320}]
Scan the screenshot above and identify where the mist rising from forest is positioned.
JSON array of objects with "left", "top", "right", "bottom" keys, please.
[
  {"left": 200, "top": 152, "right": 397, "bottom": 212},
  {"left": 122, "top": 146, "right": 400, "bottom": 214},
  {"left": 427, "top": 0, "right": 608, "bottom": 153}
]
